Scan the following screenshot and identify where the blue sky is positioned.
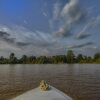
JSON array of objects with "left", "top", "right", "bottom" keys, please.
[{"left": 0, "top": 0, "right": 100, "bottom": 57}]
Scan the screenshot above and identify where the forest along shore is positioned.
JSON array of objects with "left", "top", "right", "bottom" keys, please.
[{"left": 0, "top": 50, "right": 100, "bottom": 64}]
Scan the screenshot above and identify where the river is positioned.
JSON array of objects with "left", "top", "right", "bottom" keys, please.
[{"left": 0, "top": 64, "right": 100, "bottom": 100}]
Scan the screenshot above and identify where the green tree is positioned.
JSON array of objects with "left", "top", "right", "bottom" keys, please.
[
  {"left": 94, "top": 53, "right": 100, "bottom": 60},
  {"left": 0, "top": 56, "right": 4, "bottom": 64},
  {"left": 35, "top": 56, "right": 48, "bottom": 64},
  {"left": 28, "top": 56, "right": 36, "bottom": 63},
  {"left": 94, "top": 53, "right": 100, "bottom": 63},
  {"left": 9, "top": 53, "right": 17, "bottom": 64},
  {"left": 20, "top": 55, "right": 28, "bottom": 64},
  {"left": 77, "top": 54, "right": 84, "bottom": 63},
  {"left": 66, "top": 50, "right": 75, "bottom": 63}
]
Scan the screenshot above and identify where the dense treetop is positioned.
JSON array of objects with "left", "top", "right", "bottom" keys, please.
[{"left": 0, "top": 50, "right": 100, "bottom": 64}]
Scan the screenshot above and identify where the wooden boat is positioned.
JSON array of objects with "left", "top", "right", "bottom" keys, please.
[{"left": 12, "top": 80, "right": 73, "bottom": 100}]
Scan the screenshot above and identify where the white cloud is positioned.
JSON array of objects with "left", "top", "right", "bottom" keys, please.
[
  {"left": 50, "top": 0, "right": 86, "bottom": 37},
  {"left": 0, "top": 25, "right": 61, "bottom": 56},
  {"left": 43, "top": 12, "right": 48, "bottom": 17},
  {"left": 53, "top": 1, "right": 62, "bottom": 20},
  {"left": 61, "top": 0, "right": 84, "bottom": 24}
]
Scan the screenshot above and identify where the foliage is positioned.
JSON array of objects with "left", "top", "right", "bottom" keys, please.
[
  {"left": 0, "top": 50, "right": 100, "bottom": 64},
  {"left": 66, "top": 50, "right": 75, "bottom": 63}
]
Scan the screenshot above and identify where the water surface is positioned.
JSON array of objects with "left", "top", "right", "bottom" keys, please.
[{"left": 0, "top": 64, "right": 100, "bottom": 100}]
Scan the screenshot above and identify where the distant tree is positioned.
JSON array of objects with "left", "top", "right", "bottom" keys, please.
[
  {"left": 66, "top": 50, "right": 75, "bottom": 63},
  {"left": 87, "top": 56, "right": 93, "bottom": 63},
  {"left": 35, "top": 56, "right": 48, "bottom": 64},
  {"left": 28, "top": 56, "right": 36, "bottom": 63},
  {"left": 77, "top": 54, "right": 84, "bottom": 63},
  {"left": 9, "top": 53, "right": 17, "bottom": 64},
  {"left": 10, "top": 53, "right": 14, "bottom": 58},
  {"left": 0, "top": 51, "right": 100, "bottom": 64},
  {"left": 94, "top": 53, "right": 100, "bottom": 63},
  {"left": 0, "top": 56, "right": 4, "bottom": 64},
  {"left": 94, "top": 53, "right": 100, "bottom": 60},
  {"left": 20, "top": 55, "right": 28, "bottom": 64}
]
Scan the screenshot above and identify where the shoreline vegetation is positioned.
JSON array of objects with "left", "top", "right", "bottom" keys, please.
[{"left": 0, "top": 50, "right": 100, "bottom": 64}]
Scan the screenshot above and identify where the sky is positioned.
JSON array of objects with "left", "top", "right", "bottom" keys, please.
[{"left": 0, "top": 0, "right": 100, "bottom": 57}]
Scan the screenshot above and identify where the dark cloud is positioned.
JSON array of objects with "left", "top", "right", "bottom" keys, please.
[
  {"left": 77, "top": 34, "right": 91, "bottom": 39},
  {"left": 0, "top": 27, "right": 57, "bottom": 49},
  {"left": 16, "top": 42, "right": 31, "bottom": 46},
  {"left": 0, "top": 31, "right": 29, "bottom": 47},
  {"left": 0, "top": 31, "right": 10, "bottom": 37},
  {"left": 2, "top": 37, "right": 15, "bottom": 43},
  {"left": 0, "top": 31, "right": 16, "bottom": 44},
  {"left": 69, "top": 42, "right": 94, "bottom": 49}
]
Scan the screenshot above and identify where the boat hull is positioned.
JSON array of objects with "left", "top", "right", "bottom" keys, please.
[{"left": 12, "top": 86, "right": 73, "bottom": 100}]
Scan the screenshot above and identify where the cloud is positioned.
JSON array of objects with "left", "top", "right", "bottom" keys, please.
[
  {"left": 16, "top": 42, "right": 31, "bottom": 47},
  {"left": 61, "top": 0, "right": 86, "bottom": 24},
  {"left": 2, "top": 37, "right": 15, "bottom": 43},
  {"left": 42, "top": 2, "right": 49, "bottom": 17},
  {"left": 0, "top": 25, "right": 60, "bottom": 56},
  {"left": 91, "top": 16, "right": 100, "bottom": 27},
  {"left": 77, "top": 33, "right": 91, "bottom": 39},
  {"left": 76, "top": 15, "right": 100, "bottom": 40},
  {"left": 52, "top": 0, "right": 100, "bottom": 40},
  {"left": 51, "top": 0, "right": 86, "bottom": 38},
  {"left": 0, "top": 1, "right": 99, "bottom": 56},
  {"left": 76, "top": 22, "right": 92, "bottom": 39},
  {"left": 49, "top": 1, "right": 62, "bottom": 32},
  {"left": 24, "top": 20, "right": 28, "bottom": 24},
  {"left": 0, "top": 31, "right": 16, "bottom": 44},
  {"left": 0, "top": 24, "right": 71, "bottom": 56},
  {"left": 43, "top": 12, "right": 48, "bottom": 17},
  {"left": 0, "top": 25, "right": 58, "bottom": 48},
  {"left": 54, "top": 26, "right": 71, "bottom": 37},
  {"left": 68, "top": 42, "right": 94, "bottom": 49},
  {"left": 0, "top": 31, "right": 10, "bottom": 37},
  {"left": 53, "top": 1, "right": 62, "bottom": 20}
]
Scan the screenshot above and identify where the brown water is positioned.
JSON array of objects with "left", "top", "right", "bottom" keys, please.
[{"left": 0, "top": 64, "right": 100, "bottom": 100}]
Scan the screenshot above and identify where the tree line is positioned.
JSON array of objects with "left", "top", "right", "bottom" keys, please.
[{"left": 0, "top": 50, "right": 100, "bottom": 64}]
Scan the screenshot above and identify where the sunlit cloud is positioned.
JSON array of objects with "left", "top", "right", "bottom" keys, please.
[{"left": 51, "top": 0, "right": 87, "bottom": 38}]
